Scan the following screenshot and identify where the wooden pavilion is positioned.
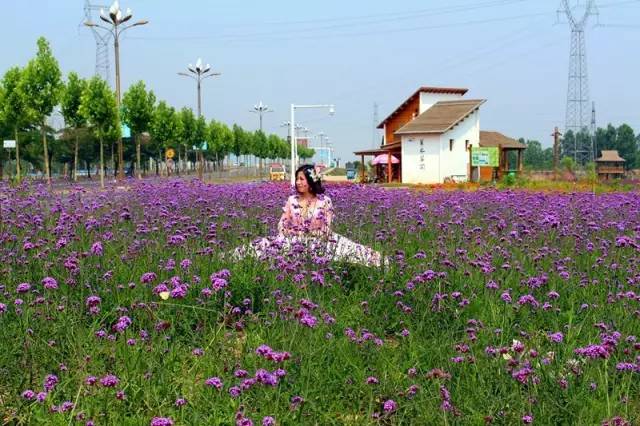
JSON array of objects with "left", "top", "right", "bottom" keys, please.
[
  {"left": 476, "top": 131, "right": 527, "bottom": 181},
  {"left": 595, "top": 150, "right": 625, "bottom": 179},
  {"left": 354, "top": 141, "right": 401, "bottom": 183}
]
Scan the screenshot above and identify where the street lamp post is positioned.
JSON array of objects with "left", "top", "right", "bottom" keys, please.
[
  {"left": 178, "top": 58, "right": 221, "bottom": 180},
  {"left": 85, "top": 0, "right": 148, "bottom": 181},
  {"left": 251, "top": 101, "right": 273, "bottom": 132},
  {"left": 250, "top": 101, "right": 273, "bottom": 177},
  {"left": 290, "top": 104, "right": 334, "bottom": 186}
]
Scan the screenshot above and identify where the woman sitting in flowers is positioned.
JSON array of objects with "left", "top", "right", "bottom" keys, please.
[{"left": 234, "top": 164, "right": 386, "bottom": 267}]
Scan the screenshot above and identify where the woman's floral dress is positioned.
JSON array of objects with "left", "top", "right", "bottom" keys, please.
[{"left": 234, "top": 194, "right": 385, "bottom": 267}]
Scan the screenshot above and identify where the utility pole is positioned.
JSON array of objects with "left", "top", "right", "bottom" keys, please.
[{"left": 552, "top": 126, "right": 562, "bottom": 179}]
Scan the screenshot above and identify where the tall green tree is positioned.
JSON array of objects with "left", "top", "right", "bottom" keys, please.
[
  {"left": 207, "top": 120, "right": 231, "bottom": 171},
  {"left": 522, "top": 139, "right": 544, "bottom": 170},
  {"left": 122, "top": 81, "right": 156, "bottom": 179},
  {"left": 231, "top": 124, "right": 245, "bottom": 160},
  {"left": 298, "top": 145, "right": 315, "bottom": 161},
  {"left": 253, "top": 130, "right": 268, "bottom": 174},
  {"left": 150, "top": 101, "right": 180, "bottom": 175},
  {"left": 178, "top": 107, "right": 197, "bottom": 171},
  {"left": 20, "top": 37, "right": 62, "bottom": 184},
  {"left": 1, "top": 67, "right": 32, "bottom": 181},
  {"left": 61, "top": 72, "right": 87, "bottom": 181},
  {"left": 616, "top": 124, "right": 636, "bottom": 170},
  {"left": 595, "top": 124, "right": 617, "bottom": 158},
  {"left": 80, "top": 76, "right": 120, "bottom": 188}
]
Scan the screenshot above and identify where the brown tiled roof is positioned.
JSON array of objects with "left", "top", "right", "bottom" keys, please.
[
  {"left": 377, "top": 86, "right": 469, "bottom": 129},
  {"left": 394, "top": 99, "right": 485, "bottom": 135},
  {"left": 480, "top": 131, "right": 526, "bottom": 149},
  {"left": 354, "top": 141, "right": 401, "bottom": 156},
  {"left": 596, "top": 150, "right": 625, "bottom": 162}
]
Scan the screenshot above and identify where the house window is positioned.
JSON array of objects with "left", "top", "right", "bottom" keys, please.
[{"left": 449, "top": 139, "right": 454, "bottom": 152}]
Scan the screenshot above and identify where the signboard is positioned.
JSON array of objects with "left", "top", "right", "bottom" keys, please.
[
  {"left": 191, "top": 142, "right": 208, "bottom": 151},
  {"left": 165, "top": 148, "right": 175, "bottom": 159},
  {"left": 471, "top": 147, "right": 499, "bottom": 167},
  {"left": 3, "top": 140, "right": 16, "bottom": 149},
  {"left": 121, "top": 124, "right": 131, "bottom": 138}
]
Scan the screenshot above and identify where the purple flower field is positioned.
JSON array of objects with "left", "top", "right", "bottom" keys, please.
[{"left": 0, "top": 179, "right": 639, "bottom": 425}]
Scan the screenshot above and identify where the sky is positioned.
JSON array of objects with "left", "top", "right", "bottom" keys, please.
[{"left": 3, "top": 0, "right": 640, "bottom": 163}]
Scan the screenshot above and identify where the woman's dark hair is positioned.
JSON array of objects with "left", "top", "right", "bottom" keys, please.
[{"left": 295, "top": 164, "right": 325, "bottom": 195}]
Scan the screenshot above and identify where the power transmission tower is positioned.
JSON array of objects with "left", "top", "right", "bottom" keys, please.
[
  {"left": 372, "top": 102, "right": 379, "bottom": 148},
  {"left": 84, "top": 0, "right": 111, "bottom": 83},
  {"left": 559, "top": 0, "right": 598, "bottom": 165}
]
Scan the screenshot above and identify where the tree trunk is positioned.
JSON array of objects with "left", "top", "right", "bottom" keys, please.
[
  {"left": 99, "top": 137, "right": 105, "bottom": 188},
  {"left": 177, "top": 145, "right": 181, "bottom": 177},
  {"left": 111, "top": 142, "right": 115, "bottom": 178},
  {"left": 73, "top": 134, "right": 79, "bottom": 181},
  {"left": 136, "top": 134, "right": 142, "bottom": 180},
  {"left": 42, "top": 121, "right": 51, "bottom": 185},
  {"left": 86, "top": 161, "right": 91, "bottom": 179},
  {"left": 14, "top": 127, "right": 21, "bottom": 182}
]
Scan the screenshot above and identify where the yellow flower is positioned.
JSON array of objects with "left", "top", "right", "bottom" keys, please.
[{"left": 159, "top": 291, "right": 170, "bottom": 300}]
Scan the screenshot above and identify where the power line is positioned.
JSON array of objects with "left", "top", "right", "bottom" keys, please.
[
  {"left": 255, "top": 0, "right": 525, "bottom": 27},
  {"left": 127, "top": 3, "right": 542, "bottom": 43}
]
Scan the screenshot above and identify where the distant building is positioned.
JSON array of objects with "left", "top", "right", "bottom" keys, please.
[
  {"left": 596, "top": 150, "right": 625, "bottom": 179},
  {"left": 354, "top": 86, "right": 520, "bottom": 184}
]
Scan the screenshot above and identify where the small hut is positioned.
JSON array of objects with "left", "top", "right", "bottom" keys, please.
[
  {"left": 596, "top": 150, "right": 625, "bottom": 180},
  {"left": 477, "top": 131, "right": 527, "bottom": 181}
]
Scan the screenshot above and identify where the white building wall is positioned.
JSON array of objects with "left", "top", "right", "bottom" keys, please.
[
  {"left": 419, "top": 92, "right": 465, "bottom": 114},
  {"left": 400, "top": 110, "right": 480, "bottom": 184},
  {"left": 401, "top": 134, "right": 440, "bottom": 184},
  {"left": 439, "top": 109, "right": 480, "bottom": 182}
]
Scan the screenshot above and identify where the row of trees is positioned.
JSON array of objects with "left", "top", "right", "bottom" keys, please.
[
  {"left": 0, "top": 37, "right": 314, "bottom": 185},
  {"left": 521, "top": 124, "right": 640, "bottom": 171}
]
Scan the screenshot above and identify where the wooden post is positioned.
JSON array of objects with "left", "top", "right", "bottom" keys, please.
[
  {"left": 498, "top": 145, "right": 503, "bottom": 180},
  {"left": 468, "top": 144, "right": 473, "bottom": 182},
  {"left": 552, "top": 127, "right": 561, "bottom": 179},
  {"left": 387, "top": 152, "right": 391, "bottom": 183},
  {"left": 517, "top": 149, "right": 523, "bottom": 172},
  {"left": 360, "top": 154, "right": 365, "bottom": 183}
]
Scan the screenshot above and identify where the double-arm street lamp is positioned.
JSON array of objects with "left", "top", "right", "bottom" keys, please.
[
  {"left": 178, "top": 58, "right": 221, "bottom": 180},
  {"left": 289, "top": 103, "right": 335, "bottom": 186},
  {"left": 85, "top": 0, "right": 148, "bottom": 181}
]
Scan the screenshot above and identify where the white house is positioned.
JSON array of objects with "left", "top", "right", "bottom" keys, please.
[
  {"left": 355, "top": 86, "right": 493, "bottom": 184},
  {"left": 395, "top": 99, "right": 484, "bottom": 184}
]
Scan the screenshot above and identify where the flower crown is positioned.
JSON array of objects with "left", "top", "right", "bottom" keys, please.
[{"left": 306, "top": 167, "right": 321, "bottom": 183}]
